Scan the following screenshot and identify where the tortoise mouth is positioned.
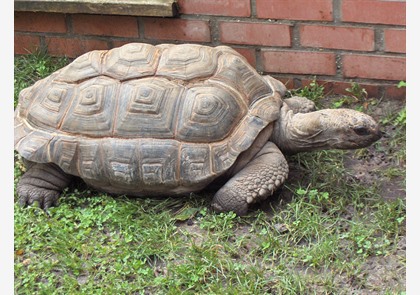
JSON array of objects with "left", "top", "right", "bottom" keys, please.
[{"left": 374, "top": 127, "right": 383, "bottom": 141}]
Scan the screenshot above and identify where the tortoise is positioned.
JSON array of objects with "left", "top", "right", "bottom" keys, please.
[{"left": 14, "top": 43, "right": 382, "bottom": 215}]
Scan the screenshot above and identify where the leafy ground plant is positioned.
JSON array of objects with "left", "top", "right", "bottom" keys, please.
[{"left": 14, "top": 56, "right": 406, "bottom": 294}]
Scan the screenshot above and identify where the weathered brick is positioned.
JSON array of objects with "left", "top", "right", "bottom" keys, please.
[
  {"left": 220, "top": 22, "right": 291, "bottom": 47},
  {"left": 45, "top": 37, "right": 109, "bottom": 58},
  {"left": 178, "top": 0, "right": 251, "bottom": 17},
  {"left": 384, "top": 84, "right": 406, "bottom": 100},
  {"left": 111, "top": 40, "right": 143, "bottom": 49},
  {"left": 279, "top": 78, "right": 295, "bottom": 90},
  {"left": 14, "top": 34, "right": 41, "bottom": 55},
  {"left": 330, "top": 81, "right": 380, "bottom": 98},
  {"left": 384, "top": 29, "right": 406, "bottom": 53},
  {"left": 14, "top": 12, "right": 67, "bottom": 33},
  {"left": 342, "top": 54, "right": 405, "bottom": 81},
  {"left": 256, "top": 0, "right": 333, "bottom": 21},
  {"left": 268, "top": 77, "right": 295, "bottom": 90},
  {"left": 298, "top": 79, "right": 381, "bottom": 98},
  {"left": 342, "top": 0, "right": 406, "bottom": 25},
  {"left": 143, "top": 18, "right": 210, "bottom": 42},
  {"left": 300, "top": 25, "right": 375, "bottom": 51},
  {"left": 232, "top": 47, "right": 257, "bottom": 68},
  {"left": 72, "top": 14, "right": 138, "bottom": 38},
  {"left": 261, "top": 50, "right": 336, "bottom": 75}
]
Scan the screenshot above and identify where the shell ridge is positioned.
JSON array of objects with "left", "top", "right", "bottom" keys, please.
[
  {"left": 15, "top": 129, "right": 54, "bottom": 163},
  {"left": 99, "top": 50, "right": 108, "bottom": 75},
  {"left": 56, "top": 86, "right": 78, "bottom": 129},
  {"left": 111, "top": 82, "right": 123, "bottom": 136},
  {"left": 14, "top": 118, "right": 31, "bottom": 150},
  {"left": 171, "top": 84, "right": 186, "bottom": 140},
  {"left": 20, "top": 76, "right": 53, "bottom": 121}
]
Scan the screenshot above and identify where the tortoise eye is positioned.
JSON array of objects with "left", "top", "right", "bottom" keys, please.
[{"left": 353, "top": 126, "right": 370, "bottom": 136}]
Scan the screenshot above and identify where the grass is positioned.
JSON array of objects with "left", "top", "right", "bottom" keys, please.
[{"left": 14, "top": 54, "right": 406, "bottom": 294}]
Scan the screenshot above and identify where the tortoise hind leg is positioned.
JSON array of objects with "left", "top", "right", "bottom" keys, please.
[
  {"left": 211, "top": 142, "right": 289, "bottom": 216},
  {"left": 17, "top": 162, "right": 73, "bottom": 209}
]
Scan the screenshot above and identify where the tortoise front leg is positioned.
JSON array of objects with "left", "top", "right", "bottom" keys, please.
[
  {"left": 211, "top": 142, "right": 289, "bottom": 216},
  {"left": 17, "top": 162, "right": 73, "bottom": 209}
]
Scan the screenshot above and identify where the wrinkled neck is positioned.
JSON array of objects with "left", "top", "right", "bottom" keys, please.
[
  {"left": 271, "top": 107, "right": 382, "bottom": 155},
  {"left": 271, "top": 108, "right": 327, "bottom": 154}
]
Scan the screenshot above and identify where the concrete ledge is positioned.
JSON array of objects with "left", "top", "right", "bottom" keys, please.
[{"left": 14, "top": 0, "right": 178, "bottom": 17}]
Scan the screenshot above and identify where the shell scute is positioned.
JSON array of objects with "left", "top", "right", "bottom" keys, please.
[
  {"left": 211, "top": 141, "right": 239, "bottom": 174},
  {"left": 60, "top": 76, "right": 118, "bottom": 137},
  {"left": 211, "top": 53, "right": 273, "bottom": 106},
  {"left": 137, "top": 140, "right": 179, "bottom": 187},
  {"left": 115, "top": 78, "right": 182, "bottom": 138},
  {"left": 78, "top": 141, "right": 101, "bottom": 180},
  {"left": 102, "top": 43, "right": 160, "bottom": 80},
  {"left": 176, "top": 83, "right": 247, "bottom": 142},
  {"left": 180, "top": 144, "right": 211, "bottom": 186},
  {"left": 26, "top": 82, "right": 75, "bottom": 130},
  {"left": 102, "top": 140, "right": 139, "bottom": 186},
  {"left": 56, "top": 50, "right": 103, "bottom": 83},
  {"left": 15, "top": 130, "right": 53, "bottom": 163},
  {"left": 156, "top": 44, "right": 220, "bottom": 80},
  {"left": 51, "top": 139, "right": 78, "bottom": 173}
]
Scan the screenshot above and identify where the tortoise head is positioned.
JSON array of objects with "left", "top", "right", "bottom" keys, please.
[{"left": 272, "top": 107, "right": 382, "bottom": 154}]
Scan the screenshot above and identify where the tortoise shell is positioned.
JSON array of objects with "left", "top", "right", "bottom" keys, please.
[{"left": 14, "top": 43, "right": 285, "bottom": 195}]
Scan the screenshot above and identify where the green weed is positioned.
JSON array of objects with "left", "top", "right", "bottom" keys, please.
[
  {"left": 345, "top": 82, "right": 368, "bottom": 102},
  {"left": 291, "top": 77, "right": 325, "bottom": 105},
  {"left": 14, "top": 50, "right": 69, "bottom": 107},
  {"left": 397, "top": 81, "right": 406, "bottom": 88}
]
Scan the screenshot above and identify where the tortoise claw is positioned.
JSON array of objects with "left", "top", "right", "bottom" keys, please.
[{"left": 17, "top": 185, "right": 60, "bottom": 210}]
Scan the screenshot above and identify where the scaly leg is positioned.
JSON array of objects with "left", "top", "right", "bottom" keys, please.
[
  {"left": 211, "top": 142, "right": 289, "bottom": 216},
  {"left": 17, "top": 162, "right": 73, "bottom": 209}
]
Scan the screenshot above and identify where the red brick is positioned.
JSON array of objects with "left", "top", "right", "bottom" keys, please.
[
  {"left": 384, "top": 84, "right": 406, "bottom": 100},
  {"left": 14, "top": 34, "right": 41, "bottom": 55},
  {"left": 300, "top": 25, "right": 375, "bottom": 51},
  {"left": 298, "top": 79, "right": 381, "bottom": 98},
  {"left": 296, "top": 79, "right": 332, "bottom": 94},
  {"left": 232, "top": 47, "right": 257, "bottom": 68},
  {"left": 178, "top": 0, "right": 251, "bottom": 17},
  {"left": 261, "top": 50, "right": 336, "bottom": 75},
  {"left": 342, "top": 54, "right": 406, "bottom": 81},
  {"left": 143, "top": 18, "right": 210, "bottom": 42},
  {"left": 220, "top": 22, "right": 291, "bottom": 47},
  {"left": 342, "top": 0, "right": 406, "bottom": 25},
  {"left": 384, "top": 29, "right": 406, "bottom": 53},
  {"left": 256, "top": 0, "right": 333, "bottom": 21},
  {"left": 298, "top": 79, "right": 331, "bottom": 93},
  {"left": 272, "top": 77, "right": 295, "bottom": 90},
  {"left": 111, "top": 40, "right": 141, "bottom": 49},
  {"left": 72, "top": 15, "right": 138, "bottom": 38},
  {"left": 330, "top": 81, "right": 380, "bottom": 98},
  {"left": 45, "top": 37, "right": 109, "bottom": 58},
  {"left": 14, "top": 12, "right": 66, "bottom": 33},
  {"left": 280, "top": 78, "right": 295, "bottom": 90}
]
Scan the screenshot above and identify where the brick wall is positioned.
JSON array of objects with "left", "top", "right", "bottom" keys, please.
[{"left": 14, "top": 0, "right": 406, "bottom": 99}]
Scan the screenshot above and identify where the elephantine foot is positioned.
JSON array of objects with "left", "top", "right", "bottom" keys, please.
[
  {"left": 17, "top": 184, "right": 61, "bottom": 209},
  {"left": 211, "top": 142, "right": 289, "bottom": 216},
  {"left": 16, "top": 162, "right": 73, "bottom": 209}
]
